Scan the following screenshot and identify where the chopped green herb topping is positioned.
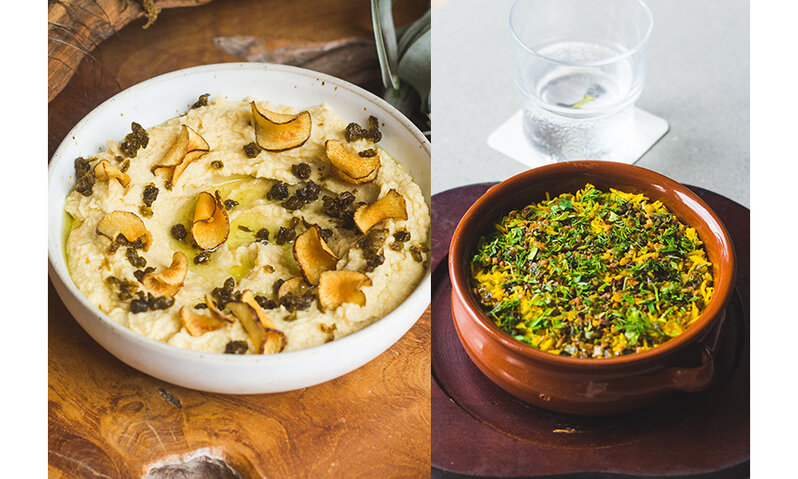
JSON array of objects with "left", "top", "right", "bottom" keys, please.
[{"left": 470, "top": 184, "right": 714, "bottom": 358}]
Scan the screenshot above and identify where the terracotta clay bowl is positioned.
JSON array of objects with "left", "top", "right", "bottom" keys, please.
[{"left": 448, "top": 161, "right": 736, "bottom": 416}]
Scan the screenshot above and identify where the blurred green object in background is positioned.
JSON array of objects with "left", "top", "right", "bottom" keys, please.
[{"left": 372, "top": 0, "right": 431, "bottom": 136}]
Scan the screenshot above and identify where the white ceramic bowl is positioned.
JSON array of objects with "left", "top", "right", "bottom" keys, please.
[{"left": 48, "top": 63, "right": 431, "bottom": 394}]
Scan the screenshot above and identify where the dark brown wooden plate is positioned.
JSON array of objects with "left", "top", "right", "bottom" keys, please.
[{"left": 431, "top": 183, "right": 749, "bottom": 478}]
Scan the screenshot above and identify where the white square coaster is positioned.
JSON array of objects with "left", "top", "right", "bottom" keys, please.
[{"left": 487, "top": 107, "right": 669, "bottom": 168}]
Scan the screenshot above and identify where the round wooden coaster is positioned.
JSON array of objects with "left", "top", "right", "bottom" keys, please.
[{"left": 431, "top": 183, "right": 749, "bottom": 478}]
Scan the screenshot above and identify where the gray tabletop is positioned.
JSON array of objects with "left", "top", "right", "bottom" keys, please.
[{"left": 431, "top": 0, "right": 749, "bottom": 208}]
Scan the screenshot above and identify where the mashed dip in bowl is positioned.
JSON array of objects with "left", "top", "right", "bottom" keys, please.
[{"left": 49, "top": 63, "right": 430, "bottom": 393}]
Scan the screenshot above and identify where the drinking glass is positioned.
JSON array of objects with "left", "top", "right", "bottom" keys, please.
[{"left": 510, "top": 0, "right": 653, "bottom": 161}]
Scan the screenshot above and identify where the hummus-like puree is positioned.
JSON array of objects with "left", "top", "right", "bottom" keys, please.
[{"left": 64, "top": 96, "right": 429, "bottom": 354}]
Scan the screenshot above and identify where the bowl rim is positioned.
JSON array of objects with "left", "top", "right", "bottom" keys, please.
[
  {"left": 449, "top": 161, "right": 735, "bottom": 368},
  {"left": 508, "top": 0, "right": 654, "bottom": 69},
  {"left": 48, "top": 62, "right": 431, "bottom": 365}
]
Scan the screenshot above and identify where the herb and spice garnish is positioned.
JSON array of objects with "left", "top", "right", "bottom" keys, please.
[
  {"left": 63, "top": 97, "right": 429, "bottom": 355},
  {"left": 243, "top": 142, "right": 261, "bottom": 158},
  {"left": 120, "top": 122, "right": 149, "bottom": 158},
  {"left": 74, "top": 157, "right": 96, "bottom": 196},
  {"left": 344, "top": 115, "right": 382, "bottom": 143},
  {"left": 470, "top": 184, "right": 714, "bottom": 359},
  {"left": 191, "top": 93, "right": 210, "bottom": 109}
]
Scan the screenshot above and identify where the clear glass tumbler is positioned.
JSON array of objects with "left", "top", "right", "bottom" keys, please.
[{"left": 510, "top": 0, "right": 653, "bottom": 162}]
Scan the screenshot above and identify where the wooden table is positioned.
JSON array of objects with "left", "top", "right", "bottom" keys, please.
[{"left": 48, "top": 1, "right": 430, "bottom": 477}]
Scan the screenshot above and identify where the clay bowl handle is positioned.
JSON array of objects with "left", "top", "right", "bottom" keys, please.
[{"left": 663, "top": 345, "right": 715, "bottom": 392}]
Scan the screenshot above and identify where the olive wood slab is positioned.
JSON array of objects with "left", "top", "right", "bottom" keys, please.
[
  {"left": 430, "top": 182, "right": 749, "bottom": 478},
  {"left": 49, "top": 1, "right": 431, "bottom": 476}
]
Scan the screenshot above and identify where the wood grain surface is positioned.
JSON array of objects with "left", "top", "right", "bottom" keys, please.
[
  {"left": 48, "top": 0, "right": 216, "bottom": 102},
  {"left": 49, "top": 0, "right": 431, "bottom": 477},
  {"left": 49, "top": 282, "right": 431, "bottom": 478}
]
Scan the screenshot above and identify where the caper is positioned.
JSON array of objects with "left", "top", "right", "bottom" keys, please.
[
  {"left": 171, "top": 224, "right": 188, "bottom": 241},
  {"left": 142, "top": 184, "right": 159, "bottom": 207},
  {"left": 243, "top": 142, "right": 261, "bottom": 158},
  {"left": 393, "top": 230, "right": 411, "bottom": 242},
  {"left": 282, "top": 195, "right": 304, "bottom": 211},
  {"left": 191, "top": 93, "right": 210, "bottom": 109},
  {"left": 130, "top": 298, "right": 148, "bottom": 313},
  {"left": 267, "top": 182, "right": 289, "bottom": 201},
  {"left": 255, "top": 228, "right": 269, "bottom": 242},
  {"left": 274, "top": 226, "right": 296, "bottom": 245},
  {"left": 224, "top": 340, "right": 248, "bottom": 354},
  {"left": 255, "top": 295, "right": 277, "bottom": 310},
  {"left": 291, "top": 162, "right": 311, "bottom": 180}
]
